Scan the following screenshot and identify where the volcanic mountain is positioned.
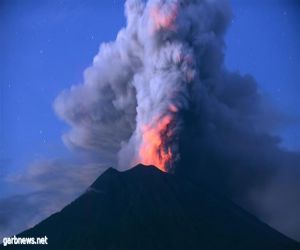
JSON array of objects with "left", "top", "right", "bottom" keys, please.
[{"left": 7, "top": 164, "right": 300, "bottom": 250}]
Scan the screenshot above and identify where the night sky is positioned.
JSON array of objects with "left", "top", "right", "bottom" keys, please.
[{"left": 0, "top": 0, "right": 300, "bottom": 239}]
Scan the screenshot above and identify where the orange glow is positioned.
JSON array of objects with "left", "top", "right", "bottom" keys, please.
[
  {"left": 138, "top": 115, "right": 173, "bottom": 172},
  {"left": 150, "top": 3, "right": 178, "bottom": 32}
]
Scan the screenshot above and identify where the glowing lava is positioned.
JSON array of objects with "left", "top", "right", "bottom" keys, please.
[{"left": 138, "top": 115, "right": 174, "bottom": 172}]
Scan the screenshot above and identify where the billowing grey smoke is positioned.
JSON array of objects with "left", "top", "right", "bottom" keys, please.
[
  {"left": 54, "top": 0, "right": 300, "bottom": 240},
  {"left": 55, "top": 0, "right": 231, "bottom": 171}
]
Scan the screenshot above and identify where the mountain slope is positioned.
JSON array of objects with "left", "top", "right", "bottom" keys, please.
[{"left": 6, "top": 164, "right": 300, "bottom": 250}]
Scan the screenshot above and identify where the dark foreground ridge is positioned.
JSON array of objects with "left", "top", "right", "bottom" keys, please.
[{"left": 4, "top": 164, "right": 300, "bottom": 250}]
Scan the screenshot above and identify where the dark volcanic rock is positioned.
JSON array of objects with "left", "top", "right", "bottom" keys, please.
[{"left": 5, "top": 164, "right": 300, "bottom": 250}]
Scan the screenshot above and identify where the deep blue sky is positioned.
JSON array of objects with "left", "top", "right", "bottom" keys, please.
[
  {"left": 1, "top": 0, "right": 299, "bottom": 197},
  {"left": 227, "top": 0, "right": 300, "bottom": 151}
]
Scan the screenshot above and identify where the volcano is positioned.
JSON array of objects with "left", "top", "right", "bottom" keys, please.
[{"left": 7, "top": 164, "right": 299, "bottom": 250}]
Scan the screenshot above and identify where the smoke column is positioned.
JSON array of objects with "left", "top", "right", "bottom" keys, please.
[
  {"left": 119, "top": 0, "right": 202, "bottom": 172},
  {"left": 54, "top": 0, "right": 300, "bottom": 240},
  {"left": 55, "top": 0, "right": 231, "bottom": 172}
]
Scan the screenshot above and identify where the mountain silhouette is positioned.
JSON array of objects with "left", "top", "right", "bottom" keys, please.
[{"left": 4, "top": 164, "right": 299, "bottom": 250}]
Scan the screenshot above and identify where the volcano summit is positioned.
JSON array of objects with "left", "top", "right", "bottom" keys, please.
[{"left": 5, "top": 164, "right": 299, "bottom": 250}]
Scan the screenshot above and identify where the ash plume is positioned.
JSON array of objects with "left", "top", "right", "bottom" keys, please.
[{"left": 54, "top": 0, "right": 300, "bottom": 240}]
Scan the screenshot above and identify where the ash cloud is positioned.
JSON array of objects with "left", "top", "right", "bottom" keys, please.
[
  {"left": 0, "top": 159, "right": 103, "bottom": 239},
  {"left": 54, "top": 0, "right": 300, "bottom": 240}
]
